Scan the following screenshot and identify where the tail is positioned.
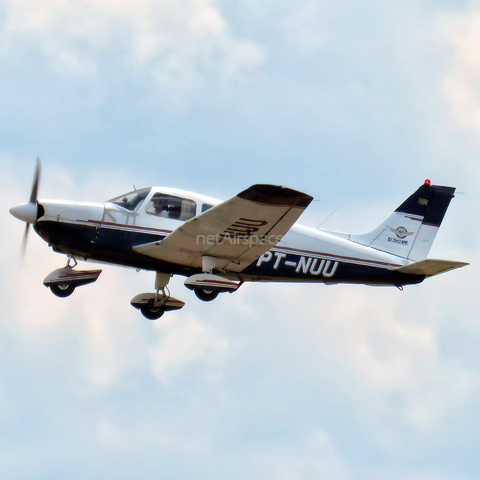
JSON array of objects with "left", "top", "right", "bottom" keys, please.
[{"left": 346, "top": 180, "right": 456, "bottom": 261}]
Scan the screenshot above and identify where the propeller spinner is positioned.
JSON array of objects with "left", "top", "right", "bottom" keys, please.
[{"left": 9, "top": 158, "right": 42, "bottom": 255}]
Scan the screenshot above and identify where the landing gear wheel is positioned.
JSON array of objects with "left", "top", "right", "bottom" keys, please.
[
  {"left": 140, "top": 301, "right": 165, "bottom": 320},
  {"left": 50, "top": 284, "right": 76, "bottom": 298},
  {"left": 194, "top": 288, "right": 219, "bottom": 302}
]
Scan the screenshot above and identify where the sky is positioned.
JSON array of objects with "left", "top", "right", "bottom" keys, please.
[{"left": 1, "top": 0, "right": 479, "bottom": 478}]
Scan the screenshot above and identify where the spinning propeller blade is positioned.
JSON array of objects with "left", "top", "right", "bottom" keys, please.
[
  {"left": 10, "top": 158, "right": 42, "bottom": 257},
  {"left": 21, "top": 224, "right": 30, "bottom": 258},
  {"left": 29, "top": 158, "right": 41, "bottom": 205}
]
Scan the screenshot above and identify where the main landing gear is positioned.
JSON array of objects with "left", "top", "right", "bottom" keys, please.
[
  {"left": 130, "top": 292, "right": 185, "bottom": 320},
  {"left": 194, "top": 288, "right": 219, "bottom": 302},
  {"left": 131, "top": 270, "right": 241, "bottom": 319},
  {"left": 184, "top": 273, "right": 240, "bottom": 302},
  {"left": 130, "top": 273, "right": 185, "bottom": 320},
  {"left": 45, "top": 256, "right": 241, "bottom": 321}
]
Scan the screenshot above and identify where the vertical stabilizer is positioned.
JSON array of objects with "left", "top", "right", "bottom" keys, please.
[{"left": 347, "top": 181, "right": 456, "bottom": 260}]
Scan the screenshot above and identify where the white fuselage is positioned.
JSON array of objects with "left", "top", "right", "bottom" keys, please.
[{"left": 34, "top": 186, "right": 415, "bottom": 286}]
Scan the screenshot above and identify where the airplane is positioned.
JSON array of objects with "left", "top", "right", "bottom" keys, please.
[{"left": 10, "top": 160, "right": 468, "bottom": 320}]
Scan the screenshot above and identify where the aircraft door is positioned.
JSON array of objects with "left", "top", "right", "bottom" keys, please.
[
  {"left": 94, "top": 203, "right": 138, "bottom": 250},
  {"left": 93, "top": 188, "right": 152, "bottom": 250}
]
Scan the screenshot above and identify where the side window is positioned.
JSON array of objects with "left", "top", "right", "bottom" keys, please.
[
  {"left": 202, "top": 203, "right": 214, "bottom": 213},
  {"left": 180, "top": 199, "right": 197, "bottom": 220},
  {"left": 146, "top": 194, "right": 197, "bottom": 221}
]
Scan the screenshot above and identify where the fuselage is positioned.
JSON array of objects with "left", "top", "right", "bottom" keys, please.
[{"left": 33, "top": 186, "right": 424, "bottom": 287}]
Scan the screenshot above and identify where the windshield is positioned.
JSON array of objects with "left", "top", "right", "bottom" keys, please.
[{"left": 108, "top": 188, "right": 151, "bottom": 211}]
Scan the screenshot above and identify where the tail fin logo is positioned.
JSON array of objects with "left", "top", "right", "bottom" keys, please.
[{"left": 389, "top": 226, "right": 414, "bottom": 239}]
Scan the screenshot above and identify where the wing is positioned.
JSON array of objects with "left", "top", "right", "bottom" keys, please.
[{"left": 133, "top": 184, "right": 313, "bottom": 272}]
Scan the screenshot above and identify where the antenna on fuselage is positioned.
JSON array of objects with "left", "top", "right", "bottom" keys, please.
[{"left": 316, "top": 205, "right": 341, "bottom": 230}]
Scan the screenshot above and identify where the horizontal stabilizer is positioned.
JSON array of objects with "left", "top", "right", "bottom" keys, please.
[{"left": 397, "top": 259, "right": 469, "bottom": 277}]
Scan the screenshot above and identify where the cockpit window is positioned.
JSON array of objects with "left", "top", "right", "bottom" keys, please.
[
  {"left": 109, "top": 188, "right": 151, "bottom": 211},
  {"left": 146, "top": 193, "right": 197, "bottom": 221},
  {"left": 202, "top": 203, "right": 214, "bottom": 213}
]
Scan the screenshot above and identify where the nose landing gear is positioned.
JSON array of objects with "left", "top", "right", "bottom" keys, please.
[
  {"left": 44, "top": 257, "right": 102, "bottom": 297},
  {"left": 50, "top": 283, "right": 76, "bottom": 298}
]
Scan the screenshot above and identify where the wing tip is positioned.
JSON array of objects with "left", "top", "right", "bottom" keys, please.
[{"left": 238, "top": 184, "right": 313, "bottom": 208}]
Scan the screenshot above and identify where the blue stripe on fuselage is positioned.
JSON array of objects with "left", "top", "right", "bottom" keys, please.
[
  {"left": 34, "top": 219, "right": 425, "bottom": 285},
  {"left": 241, "top": 249, "right": 424, "bottom": 286}
]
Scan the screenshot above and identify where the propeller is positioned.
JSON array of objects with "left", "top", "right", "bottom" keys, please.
[{"left": 10, "top": 158, "right": 42, "bottom": 257}]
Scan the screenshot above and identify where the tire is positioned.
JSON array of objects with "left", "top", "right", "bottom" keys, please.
[
  {"left": 140, "top": 302, "right": 165, "bottom": 320},
  {"left": 194, "top": 288, "right": 219, "bottom": 302},
  {"left": 50, "top": 284, "right": 76, "bottom": 298}
]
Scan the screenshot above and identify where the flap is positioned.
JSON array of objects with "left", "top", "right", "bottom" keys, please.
[{"left": 133, "top": 184, "right": 313, "bottom": 272}]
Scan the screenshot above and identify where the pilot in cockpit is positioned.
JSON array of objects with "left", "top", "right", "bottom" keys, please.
[{"left": 152, "top": 196, "right": 169, "bottom": 217}]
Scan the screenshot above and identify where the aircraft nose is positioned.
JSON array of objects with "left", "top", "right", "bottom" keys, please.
[{"left": 9, "top": 202, "right": 38, "bottom": 224}]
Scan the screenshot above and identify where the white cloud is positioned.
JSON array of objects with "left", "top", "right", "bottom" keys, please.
[
  {"left": 441, "top": 8, "right": 480, "bottom": 130},
  {"left": 252, "top": 275, "right": 479, "bottom": 453},
  {"left": 2, "top": 152, "right": 479, "bottom": 478},
  {"left": 149, "top": 313, "right": 229, "bottom": 384},
  {"left": 1, "top": 0, "right": 266, "bottom": 92},
  {"left": 2, "top": 0, "right": 480, "bottom": 476},
  {"left": 2, "top": 159, "right": 150, "bottom": 384},
  {"left": 251, "top": 430, "right": 352, "bottom": 480},
  {"left": 2, "top": 157, "right": 231, "bottom": 392}
]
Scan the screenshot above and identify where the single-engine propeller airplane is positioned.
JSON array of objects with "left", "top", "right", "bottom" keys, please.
[{"left": 10, "top": 160, "right": 468, "bottom": 319}]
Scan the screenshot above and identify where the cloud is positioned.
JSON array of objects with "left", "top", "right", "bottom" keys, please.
[
  {"left": 246, "top": 270, "right": 479, "bottom": 455},
  {"left": 2, "top": 157, "right": 232, "bottom": 394},
  {"left": 248, "top": 430, "right": 352, "bottom": 480},
  {"left": 149, "top": 312, "right": 229, "bottom": 384},
  {"left": 2, "top": 0, "right": 480, "bottom": 477},
  {"left": 1, "top": 142, "right": 479, "bottom": 480},
  {"left": 1, "top": 0, "right": 266, "bottom": 94},
  {"left": 441, "top": 7, "right": 480, "bottom": 131}
]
